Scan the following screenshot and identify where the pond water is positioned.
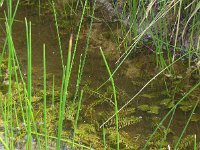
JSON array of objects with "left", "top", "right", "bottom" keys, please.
[{"left": 0, "top": 2, "right": 200, "bottom": 149}]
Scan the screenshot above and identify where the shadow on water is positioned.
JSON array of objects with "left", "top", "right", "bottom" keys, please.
[{"left": 0, "top": 2, "right": 200, "bottom": 149}]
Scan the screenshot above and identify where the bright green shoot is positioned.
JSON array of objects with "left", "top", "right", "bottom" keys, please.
[
  {"left": 100, "top": 47, "right": 120, "bottom": 150},
  {"left": 43, "top": 44, "right": 48, "bottom": 150},
  {"left": 56, "top": 34, "right": 73, "bottom": 150}
]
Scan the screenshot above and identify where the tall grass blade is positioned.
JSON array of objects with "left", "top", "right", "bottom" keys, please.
[
  {"left": 5, "top": 14, "right": 15, "bottom": 150},
  {"left": 0, "top": 136, "right": 9, "bottom": 150},
  {"left": 174, "top": 100, "right": 199, "bottom": 149},
  {"left": 70, "top": 54, "right": 82, "bottom": 116},
  {"left": 56, "top": 34, "right": 73, "bottom": 150},
  {"left": 72, "top": 90, "right": 83, "bottom": 149},
  {"left": 25, "top": 18, "right": 32, "bottom": 150},
  {"left": 70, "top": 0, "right": 87, "bottom": 72},
  {"left": 52, "top": 0, "right": 64, "bottom": 70},
  {"left": 52, "top": 75, "right": 55, "bottom": 108},
  {"left": 43, "top": 44, "right": 48, "bottom": 150},
  {"left": 100, "top": 47, "right": 119, "bottom": 150},
  {"left": 103, "top": 126, "right": 106, "bottom": 150}
]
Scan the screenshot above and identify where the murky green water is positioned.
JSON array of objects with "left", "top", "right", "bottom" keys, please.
[{"left": 0, "top": 2, "right": 200, "bottom": 149}]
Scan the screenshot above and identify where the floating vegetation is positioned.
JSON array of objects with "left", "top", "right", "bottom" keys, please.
[
  {"left": 106, "top": 114, "right": 142, "bottom": 129},
  {"left": 140, "top": 93, "right": 156, "bottom": 99},
  {"left": 106, "top": 129, "right": 141, "bottom": 150},
  {"left": 75, "top": 124, "right": 103, "bottom": 148},
  {"left": 0, "top": 0, "right": 200, "bottom": 149},
  {"left": 191, "top": 114, "right": 200, "bottom": 122},
  {"left": 84, "top": 85, "right": 141, "bottom": 130},
  {"left": 138, "top": 104, "right": 160, "bottom": 114},
  {"left": 160, "top": 98, "right": 174, "bottom": 109}
]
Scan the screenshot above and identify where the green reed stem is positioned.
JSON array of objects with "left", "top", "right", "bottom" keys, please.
[
  {"left": 130, "top": 0, "right": 137, "bottom": 38},
  {"left": 8, "top": 17, "right": 26, "bottom": 125},
  {"left": 13, "top": 101, "right": 21, "bottom": 135},
  {"left": 2, "top": 92, "right": 8, "bottom": 146},
  {"left": 56, "top": 35, "right": 72, "bottom": 150},
  {"left": 52, "top": 75, "right": 55, "bottom": 108},
  {"left": 13, "top": 64, "right": 26, "bottom": 124},
  {"left": 70, "top": 0, "right": 96, "bottom": 117},
  {"left": 70, "top": 0, "right": 87, "bottom": 73},
  {"left": 0, "top": 136, "right": 9, "bottom": 150},
  {"left": 70, "top": 0, "right": 96, "bottom": 111},
  {"left": 72, "top": 90, "right": 83, "bottom": 149},
  {"left": 103, "top": 126, "right": 106, "bottom": 150},
  {"left": 3, "top": 5, "right": 22, "bottom": 146},
  {"left": 25, "top": 18, "right": 32, "bottom": 150},
  {"left": 159, "top": 108, "right": 176, "bottom": 149},
  {"left": 5, "top": 17, "right": 14, "bottom": 150},
  {"left": 143, "top": 80, "right": 200, "bottom": 149},
  {"left": 0, "top": 0, "right": 20, "bottom": 76},
  {"left": 5, "top": 16, "right": 41, "bottom": 149},
  {"left": 43, "top": 44, "right": 48, "bottom": 150},
  {"left": 52, "top": 0, "right": 64, "bottom": 70},
  {"left": 194, "top": 134, "right": 197, "bottom": 150},
  {"left": 70, "top": 54, "right": 82, "bottom": 116},
  {"left": 174, "top": 100, "right": 199, "bottom": 149},
  {"left": 100, "top": 47, "right": 119, "bottom": 150}
]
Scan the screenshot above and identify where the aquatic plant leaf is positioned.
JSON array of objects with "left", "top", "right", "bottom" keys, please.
[
  {"left": 160, "top": 98, "right": 174, "bottom": 108},
  {"left": 147, "top": 106, "right": 160, "bottom": 114},
  {"left": 179, "top": 100, "right": 191, "bottom": 106},
  {"left": 138, "top": 104, "right": 149, "bottom": 111},
  {"left": 75, "top": 124, "right": 103, "bottom": 148},
  {"left": 178, "top": 135, "right": 196, "bottom": 149},
  {"left": 160, "top": 98, "right": 171, "bottom": 106},
  {"left": 179, "top": 100, "right": 193, "bottom": 112},
  {"left": 106, "top": 114, "right": 141, "bottom": 129},
  {"left": 107, "top": 129, "right": 140, "bottom": 149},
  {"left": 140, "top": 93, "right": 156, "bottom": 99},
  {"left": 191, "top": 114, "right": 200, "bottom": 122},
  {"left": 179, "top": 105, "right": 193, "bottom": 112},
  {"left": 118, "top": 116, "right": 142, "bottom": 129},
  {"left": 166, "top": 101, "right": 175, "bottom": 109},
  {"left": 120, "top": 107, "right": 136, "bottom": 116}
]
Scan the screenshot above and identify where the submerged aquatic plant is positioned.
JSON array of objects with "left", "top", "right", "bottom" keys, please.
[{"left": 0, "top": 0, "right": 200, "bottom": 150}]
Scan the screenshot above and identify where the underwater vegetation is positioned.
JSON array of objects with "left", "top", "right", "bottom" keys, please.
[{"left": 0, "top": 0, "right": 200, "bottom": 149}]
